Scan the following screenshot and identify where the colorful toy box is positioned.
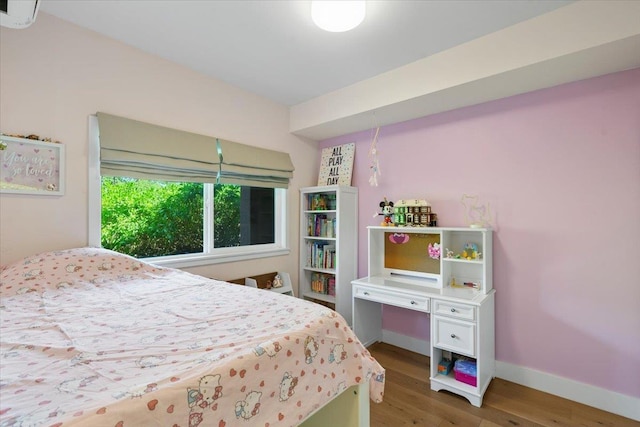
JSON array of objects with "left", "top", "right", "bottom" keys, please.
[{"left": 454, "top": 359, "right": 477, "bottom": 386}]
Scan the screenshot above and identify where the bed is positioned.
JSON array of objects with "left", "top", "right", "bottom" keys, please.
[{"left": 0, "top": 247, "right": 384, "bottom": 426}]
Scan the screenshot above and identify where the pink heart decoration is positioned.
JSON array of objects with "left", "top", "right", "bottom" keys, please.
[{"left": 389, "top": 233, "right": 410, "bottom": 244}]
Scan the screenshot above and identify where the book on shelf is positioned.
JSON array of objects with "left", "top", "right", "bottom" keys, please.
[
  {"left": 310, "top": 272, "right": 335, "bottom": 295},
  {"left": 322, "top": 244, "right": 335, "bottom": 269},
  {"left": 327, "top": 277, "right": 336, "bottom": 297},
  {"left": 325, "top": 217, "right": 335, "bottom": 238},
  {"left": 314, "top": 214, "right": 326, "bottom": 236},
  {"left": 307, "top": 214, "right": 336, "bottom": 238},
  {"left": 308, "top": 193, "right": 337, "bottom": 211},
  {"left": 305, "top": 241, "right": 337, "bottom": 269}
]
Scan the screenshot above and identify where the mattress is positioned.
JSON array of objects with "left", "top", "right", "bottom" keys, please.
[{"left": 0, "top": 247, "right": 384, "bottom": 426}]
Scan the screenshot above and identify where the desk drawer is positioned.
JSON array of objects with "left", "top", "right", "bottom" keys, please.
[
  {"left": 433, "top": 300, "right": 475, "bottom": 321},
  {"left": 353, "top": 286, "right": 430, "bottom": 313},
  {"left": 433, "top": 316, "right": 476, "bottom": 357}
]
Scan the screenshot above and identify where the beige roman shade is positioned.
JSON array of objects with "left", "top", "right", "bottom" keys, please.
[{"left": 97, "top": 112, "right": 294, "bottom": 188}]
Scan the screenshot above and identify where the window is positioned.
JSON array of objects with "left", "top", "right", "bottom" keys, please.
[{"left": 88, "top": 116, "right": 289, "bottom": 268}]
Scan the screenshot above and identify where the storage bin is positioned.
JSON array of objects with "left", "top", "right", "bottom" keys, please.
[{"left": 454, "top": 359, "right": 477, "bottom": 386}]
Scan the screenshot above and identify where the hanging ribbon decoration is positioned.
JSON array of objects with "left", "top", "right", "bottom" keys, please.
[{"left": 368, "top": 126, "right": 381, "bottom": 186}]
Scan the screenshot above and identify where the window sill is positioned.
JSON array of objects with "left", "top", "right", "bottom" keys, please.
[{"left": 144, "top": 246, "right": 290, "bottom": 269}]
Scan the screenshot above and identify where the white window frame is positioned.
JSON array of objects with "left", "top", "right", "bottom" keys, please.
[{"left": 88, "top": 115, "right": 289, "bottom": 268}]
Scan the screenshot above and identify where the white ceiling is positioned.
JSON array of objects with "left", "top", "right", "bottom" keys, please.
[
  {"left": 39, "top": 0, "right": 573, "bottom": 105},
  {"left": 39, "top": 0, "right": 640, "bottom": 140}
]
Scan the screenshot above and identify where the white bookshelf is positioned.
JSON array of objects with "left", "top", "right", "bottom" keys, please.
[{"left": 299, "top": 185, "right": 358, "bottom": 324}]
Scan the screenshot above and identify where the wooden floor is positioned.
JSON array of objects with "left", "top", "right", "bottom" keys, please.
[{"left": 368, "top": 342, "right": 639, "bottom": 427}]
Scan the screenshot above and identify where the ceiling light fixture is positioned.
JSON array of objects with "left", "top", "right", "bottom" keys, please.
[{"left": 311, "top": 1, "right": 366, "bottom": 33}]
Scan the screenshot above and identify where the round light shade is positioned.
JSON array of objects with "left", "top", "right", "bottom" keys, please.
[{"left": 311, "top": 1, "right": 366, "bottom": 33}]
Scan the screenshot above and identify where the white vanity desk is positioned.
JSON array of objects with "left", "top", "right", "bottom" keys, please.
[{"left": 351, "top": 226, "right": 495, "bottom": 407}]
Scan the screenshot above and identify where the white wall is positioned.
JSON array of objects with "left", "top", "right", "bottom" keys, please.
[{"left": 0, "top": 13, "right": 318, "bottom": 284}]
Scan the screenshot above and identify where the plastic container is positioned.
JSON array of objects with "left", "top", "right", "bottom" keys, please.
[{"left": 454, "top": 359, "right": 477, "bottom": 386}]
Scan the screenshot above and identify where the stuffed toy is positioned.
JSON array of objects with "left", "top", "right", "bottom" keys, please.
[{"left": 379, "top": 198, "right": 394, "bottom": 226}]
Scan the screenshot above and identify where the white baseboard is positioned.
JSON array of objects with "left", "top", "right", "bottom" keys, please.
[
  {"left": 381, "top": 329, "right": 640, "bottom": 421},
  {"left": 381, "top": 329, "right": 429, "bottom": 356},
  {"left": 496, "top": 360, "right": 640, "bottom": 422}
]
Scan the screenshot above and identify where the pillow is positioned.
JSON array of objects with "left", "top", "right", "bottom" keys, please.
[{"left": 0, "top": 247, "right": 161, "bottom": 296}]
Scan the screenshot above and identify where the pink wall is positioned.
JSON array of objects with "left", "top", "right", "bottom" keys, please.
[{"left": 319, "top": 68, "right": 640, "bottom": 398}]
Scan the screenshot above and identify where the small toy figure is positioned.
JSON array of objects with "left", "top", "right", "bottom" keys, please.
[
  {"left": 428, "top": 242, "right": 441, "bottom": 260},
  {"left": 272, "top": 274, "right": 283, "bottom": 288},
  {"left": 463, "top": 242, "right": 479, "bottom": 260},
  {"left": 379, "top": 197, "right": 394, "bottom": 226}
]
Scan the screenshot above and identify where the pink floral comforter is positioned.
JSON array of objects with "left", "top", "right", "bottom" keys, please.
[{"left": 0, "top": 248, "right": 384, "bottom": 427}]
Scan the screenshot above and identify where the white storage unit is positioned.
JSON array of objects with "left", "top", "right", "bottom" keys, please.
[
  {"left": 299, "top": 185, "right": 358, "bottom": 324},
  {"left": 244, "top": 272, "right": 294, "bottom": 296}
]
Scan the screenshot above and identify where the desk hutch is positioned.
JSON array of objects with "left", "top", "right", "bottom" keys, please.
[{"left": 352, "top": 226, "right": 495, "bottom": 406}]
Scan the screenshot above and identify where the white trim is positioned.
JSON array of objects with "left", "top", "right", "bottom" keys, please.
[
  {"left": 87, "top": 115, "right": 101, "bottom": 247},
  {"left": 274, "top": 187, "right": 288, "bottom": 250},
  {"left": 381, "top": 329, "right": 429, "bottom": 356},
  {"left": 203, "top": 183, "right": 214, "bottom": 252},
  {"left": 87, "top": 114, "right": 290, "bottom": 266},
  {"left": 381, "top": 330, "right": 639, "bottom": 421},
  {"left": 145, "top": 246, "right": 290, "bottom": 269},
  {"left": 496, "top": 361, "right": 640, "bottom": 422}
]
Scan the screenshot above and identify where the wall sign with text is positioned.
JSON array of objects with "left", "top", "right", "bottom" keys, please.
[
  {"left": 317, "top": 143, "right": 355, "bottom": 186},
  {"left": 0, "top": 135, "right": 65, "bottom": 195}
]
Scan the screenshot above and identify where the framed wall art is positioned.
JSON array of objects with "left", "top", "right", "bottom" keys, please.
[
  {"left": 317, "top": 142, "right": 355, "bottom": 186},
  {"left": 0, "top": 135, "right": 65, "bottom": 195}
]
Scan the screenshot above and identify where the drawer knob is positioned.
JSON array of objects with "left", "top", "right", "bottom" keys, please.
[
  {"left": 451, "top": 308, "right": 456, "bottom": 313},
  {"left": 410, "top": 300, "right": 417, "bottom": 305},
  {"left": 450, "top": 334, "right": 456, "bottom": 339},
  {"left": 363, "top": 292, "right": 370, "bottom": 296}
]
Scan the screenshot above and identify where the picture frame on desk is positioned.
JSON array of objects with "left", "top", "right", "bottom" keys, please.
[{"left": 0, "top": 135, "right": 65, "bottom": 196}]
